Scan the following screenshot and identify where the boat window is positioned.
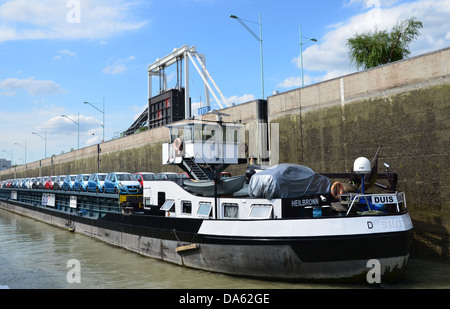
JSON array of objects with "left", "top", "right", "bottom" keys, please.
[
  {"left": 223, "top": 203, "right": 239, "bottom": 219},
  {"left": 170, "top": 127, "right": 183, "bottom": 143},
  {"left": 193, "top": 125, "right": 203, "bottom": 141},
  {"left": 204, "top": 129, "right": 215, "bottom": 142},
  {"left": 157, "top": 192, "right": 166, "bottom": 206},
  {"left": 160, "top": 200, "right": 175, "bottom": 212},
  {"left": 182, "top": 201, "right": 192, "bottom": 214},
  {"left": 249, "top": 205, "right": 273, "bottom": 219},
  {"left": 144, "top": 197, "right": 151, "bottom": 207},
  {"left": 203, "top": 124, "right": 220, "bottom": 142},
  {"left": 184, "top": 125, "right": 193, "bottom": 142},
  {"left": 197, "top": 202, "right": 212, "bottom": 217},
  {"left": 225, "top": 127, "right": 238, "bottom": 143}
]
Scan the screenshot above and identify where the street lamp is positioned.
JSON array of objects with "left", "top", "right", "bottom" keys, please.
[
  {"left": 14, "top": 141, "right": 26, "bottom": 165},
  {"left": 61, "top": 113, "right": 80, "bottom": 149},
  {"left": 32, "top": 131, "right": 47, "bottom": 158},
  {"left": 84, "top": 98, "right": 105, "bottom": 142},
  {"left": 299, "top": 24, "right": 318, "bottom": 87},
  {"left": 230, "top": 13, "right": 265, "bottom": 100}
]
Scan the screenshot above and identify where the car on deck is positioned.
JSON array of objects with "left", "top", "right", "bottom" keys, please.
[
  {"left": 133, "top": 172, "right": 156, "bottom": 187},
  {"left": 73, "top": 174, "right": 90, "bottom": 192},
  {"left": 45, "top": 176, "right": 58, "bottom": 190},
  {"left": 53, "top": 175, "right": 66, "bottom": 190},
  {"left": 103, "top": 172, "right": 142, "bottom": 194},
  {"left": 62, "top": 175, "right": 77, "bottom": 191},
  {"left": 87, "top": 173, "right": 108, "bottom": 193}
]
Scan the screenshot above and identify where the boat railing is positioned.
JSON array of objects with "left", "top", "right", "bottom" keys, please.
[
  {"left": 339, "top": 192, "right": 407, "bottom": 216},
  {"left": 0, "top": 188, "right": 122, "bottom": 218}
]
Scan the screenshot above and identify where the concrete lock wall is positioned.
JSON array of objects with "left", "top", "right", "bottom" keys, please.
[
  {"left": 1, "top": 47, "right": 449, "bottom": 261},
  {"left": 268, "top": 47, "right": 449, "bottom": 261}
]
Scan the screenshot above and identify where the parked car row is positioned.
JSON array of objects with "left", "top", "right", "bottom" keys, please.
[{"left": 1, "top": 172, "right": 191, "bottom": 194}]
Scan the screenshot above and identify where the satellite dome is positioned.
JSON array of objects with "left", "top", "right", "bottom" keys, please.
[{"left": 353, "top": 157, "right": 371, "bottom": 174}]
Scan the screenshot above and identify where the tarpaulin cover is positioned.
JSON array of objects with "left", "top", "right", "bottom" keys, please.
[{"left": 248, "top": 164, "right": 331, "bottom": 199}]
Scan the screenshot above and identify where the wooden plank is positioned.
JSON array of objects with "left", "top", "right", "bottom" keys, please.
[{"left": 175, "top": 243, "right": 199, "bottom": 253}]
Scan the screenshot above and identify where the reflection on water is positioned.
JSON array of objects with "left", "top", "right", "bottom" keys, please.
[{"left": 0, "top": 208, "right": 449, "bottom": 289}]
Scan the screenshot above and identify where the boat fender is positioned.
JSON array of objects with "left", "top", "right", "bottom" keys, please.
[
  {"left": 331, "top": 182, "right": 344, "bottom": 199},
  {"left": 176, "top": 244, "right": 199, "bottom": 253},
  {"left": 245, "top": 167, "right": 256, "bottom": 182}
]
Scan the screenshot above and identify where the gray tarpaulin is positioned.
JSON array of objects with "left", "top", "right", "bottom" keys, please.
[{"left": 248, "top": 164, "right": 331, "bottom": 199}]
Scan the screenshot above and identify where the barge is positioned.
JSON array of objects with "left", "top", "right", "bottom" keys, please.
[{"left": 0, "top": 121, "right": 413, "bottom": 282}]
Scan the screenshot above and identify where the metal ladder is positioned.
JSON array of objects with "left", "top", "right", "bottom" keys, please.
[{"left": 182, "top": 157, "right": 210, "bottom": 181}]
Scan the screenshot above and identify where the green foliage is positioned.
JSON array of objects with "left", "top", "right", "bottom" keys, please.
[{"left": 347, "top": 17, "right": 423, "bottom": 70}]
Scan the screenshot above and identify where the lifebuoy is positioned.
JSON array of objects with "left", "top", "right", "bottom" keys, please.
[
  {"left": 331, "top": 181, "right": 344, "bottom": 199},
  {"left": 173, "top": 138, "right": 183, "bottom": 151}
]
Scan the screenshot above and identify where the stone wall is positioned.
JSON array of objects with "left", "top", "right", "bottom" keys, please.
[{"left": 268, "top": 47, "right": 449, "bottom": 260}]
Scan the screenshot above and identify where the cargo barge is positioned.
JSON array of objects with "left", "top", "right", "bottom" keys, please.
[{"left": 0, "top": 121, "right": 413, "bottom": 282}]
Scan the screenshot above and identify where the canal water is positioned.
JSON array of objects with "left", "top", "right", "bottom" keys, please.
[{"left": 0, "top": 208, "right": 449, "bottom": 290}]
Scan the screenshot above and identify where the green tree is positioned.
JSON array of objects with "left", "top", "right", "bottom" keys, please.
[{"left": 347, "top": 17, "right": 423, "bottom": 70}]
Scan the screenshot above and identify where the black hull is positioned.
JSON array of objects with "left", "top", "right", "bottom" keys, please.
[{"left": 0, "top": 198, "right": 413, "bottom": 282}]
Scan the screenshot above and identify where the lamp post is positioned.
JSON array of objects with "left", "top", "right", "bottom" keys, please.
[
  {"left": 14, "top": 141, "right": 26, "bottom": 165},
  {"left": 230, "top": 13, "right": 265, "bottom": 100},
  {"left": 61, "top": 113, "right": 80, "bottom": 149},
  {"left": 32, "top": 131, "right": 47, "bottom": 158},
  {"left": 84, "top": 98, "right": 105, "bottom": 142},
  {"left": 299, "top": 24, "right": 317, "bottom": 87}
]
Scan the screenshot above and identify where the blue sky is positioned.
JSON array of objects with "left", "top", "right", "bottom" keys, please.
[{"left": 0, "top": 0, "right": 449, "bottom": 165}]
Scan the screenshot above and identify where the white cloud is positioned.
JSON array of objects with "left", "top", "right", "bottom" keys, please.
[
  {"left": 344, "top": 0, "right": 402, "bottom": 8},
  {"left": 277, "top": 77, "right": 302, "bottom": 88},
  {"left": 53, "top": 49, "right": 77, "bottom": 60},
  {"left": 43, "top": 114, "right": 102, "bottom": 136},
  {"left": 281, "top": 0, "right": 450, "bottom": 88},
  {"left": 0, "top": 104, "right": 109, "bottom": 162},
  {"left": 0, "top": 0, "right": 147, "bottom": 42},
  {"left": 103, "top": 55, "right": 136, "bottom": 75},
  {"left": 0, "top": 91, "right": 16, "bottom": 96},
  {"left": 227, "top": 94, "right": 256, "bottom": 105},
  {"left": 103, "top": 64, "right": 127, "bottom": 75},
  {"left": 277, "top": 75, "right": 319, "bottom": 89},
  {"left": 86, "top": 134, "right": 102, "bottom": 146},
  {"left": 0, "top": 77, "right": 62, "bottom": 96}
]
